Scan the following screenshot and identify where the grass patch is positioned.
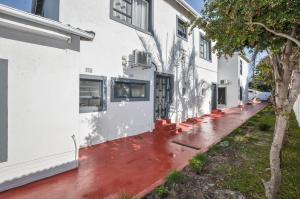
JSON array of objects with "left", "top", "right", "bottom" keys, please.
[
  {"left": 166, "top": 171, "right": 184, "bottom": 185},
  {"left": 155, "top": 186, "right": 168, "bottom": 198},
  {"left": 210, "top": 106, "right": 300, "bottom": 199}
]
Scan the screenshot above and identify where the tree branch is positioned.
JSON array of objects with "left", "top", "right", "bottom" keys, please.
[{"left": 249, "top": 22, "right": 300, "bottom": 48}]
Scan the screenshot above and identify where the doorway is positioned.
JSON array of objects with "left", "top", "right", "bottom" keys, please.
[
  {"left": 154, "top": 73, "right": 174, "bottom": 120},
  {"left": 218, "top": 87, "right": 226, "bottom": 105}
]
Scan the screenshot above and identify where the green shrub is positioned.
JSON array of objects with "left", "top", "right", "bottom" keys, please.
[
  {"left": 155, "top": 186, "right": 168, "bottom": 198},
  {"left": 209, "top": 144, "right": 221, "bottom": 154},
  {"left": 219, "top": 140, "right": 230, "bottom": 147},
  {"left": 258, "top": 123, "right": 272, "bottom": 131},
  {"left": 234, "top": 135, "right": 248, "bottom": 143},
  {"left": 194, "top": 153, "right": 208, "bottom": 162},
  {"left": 246, "top": 120, "right": 256, "bottom": 126},
  {"left": 166, "top": 171, "right": 184, "bottom": 185},
  {"left": 234, "top": 128, "right": 243, "bottom": 134},
  {"left": 189, "top": 154, "right": 207, "bottom": 173}
]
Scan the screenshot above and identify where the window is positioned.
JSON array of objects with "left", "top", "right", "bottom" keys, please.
[
  {"left": 200, "top": 34, "right": 212, "bottom": 61},
  {"left": 240, "top": 60, "right": 243, "bottom": 75},
  {"left": 111, "top": 0, "right": 151, "bottom": 32},
  {"left": 80, "top": 75, "right": 107, "bottom": 113},
  {"left": 111, "top": 78, "right": 150, "bottom": 102},
  {"left": 177, "top": 17, "right": 188, "bottom": 40}
]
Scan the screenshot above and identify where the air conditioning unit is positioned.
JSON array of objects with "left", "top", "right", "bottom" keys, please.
[
  {"left": 132, "top": 50, "right": 152, "bottom": 68},
  {"left": 220, "top": 80, "right": 230, "bottom": 85}
]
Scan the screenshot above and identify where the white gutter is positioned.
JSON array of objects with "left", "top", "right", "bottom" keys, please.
[
  {"left": 175, "top": 0, "right": 201, "bottom": 18},
  {"left": 0, "top": 4, "right": 95, "bottom": 40},
  {"left": 0, "top": 17, "right": 71, "bottom": 42}
]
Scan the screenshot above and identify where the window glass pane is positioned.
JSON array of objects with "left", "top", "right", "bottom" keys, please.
[
  {"left": 113, "top": 0, "right": 132, "bottom": 23},
  {"left": 132, "top": 0, "right": 149, "bottom": 30},
  {"left": 177, "top": 18, "right": 187, "bottom": 39},
  {"left": 141, "top": 0, "right": 149, "bottom": 30},
  {"left": 114, "top": 82, "right": 130, "bottom": 98},
  {"left": 131, "top": 84, "right": 146, "bottom": 98},
  {"left": 80, "top": 80, "right": 102, "bottom": 112}
]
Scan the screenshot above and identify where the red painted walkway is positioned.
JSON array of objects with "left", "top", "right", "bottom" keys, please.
[{"left": 0, "top": 104, "right": 266, "bottom": 199}]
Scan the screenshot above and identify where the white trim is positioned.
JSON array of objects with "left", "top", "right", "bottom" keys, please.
[
  {"left": 0, "top": 18, "right": 71, "bottom": 42},
  {"left": 0, "top": 4, "right": 95, "bottom": 40},
  {"left": 175, "top": 0, "right": 200, "bottom": 18}
]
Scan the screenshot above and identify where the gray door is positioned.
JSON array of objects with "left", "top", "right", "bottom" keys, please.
[{"left": 154, "top": 74, "right": 173, "bottom": 120}]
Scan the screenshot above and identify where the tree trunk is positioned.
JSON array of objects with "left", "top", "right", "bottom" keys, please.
[{"left": 265, "top": 114, "right": 289, "bottom": 199}]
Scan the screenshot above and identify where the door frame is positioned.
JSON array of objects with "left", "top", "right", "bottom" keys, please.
[{"left": 153, "top": 72, "right": 174, "bottom": 121}]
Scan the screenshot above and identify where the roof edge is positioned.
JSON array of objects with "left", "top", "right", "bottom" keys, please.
[
  {"left": 174, "top": 0, "right": 201, "bottom": 18},
  {"left": 0, "top": 4, "right": 95, "bottom": 40}
]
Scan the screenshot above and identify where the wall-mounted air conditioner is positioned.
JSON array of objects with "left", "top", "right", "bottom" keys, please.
[
  {"left": 220, "top": 80, "right": 230, "bottom": 85},
  {"left": 132, "top": 50, "right": 152, "bottom": 68}
]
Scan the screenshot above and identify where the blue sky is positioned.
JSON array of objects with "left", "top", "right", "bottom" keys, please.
[
  {"left": 1, "top": 0, "right": 204, "bottom": 13},
  {"left": 0, "top": 0, "right": 32, "bottom": 11},
  {"left": 186, "top": 0, "right": 204, "bottom": 13}
]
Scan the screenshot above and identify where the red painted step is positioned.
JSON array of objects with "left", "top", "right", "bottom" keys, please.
[
  {"left": 155, "top": 119, "right": 171, "bottom": 129},
  {"left": 154, "top": 119, "right": 182, "bottom": 135},
  {"left": 186, "top": 117, "right": 202, "bottom": 124}
]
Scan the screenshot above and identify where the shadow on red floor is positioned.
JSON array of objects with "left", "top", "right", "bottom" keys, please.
[{"left": 0, "top": 103, "right": 266, "bottom": 199}]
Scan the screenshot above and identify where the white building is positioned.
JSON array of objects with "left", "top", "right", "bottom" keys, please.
[
  {"left": 218, "top": 54, "right": 250, "bottom": 108},
  {"left": 0, "top": 0, "right": 247, "bottom": 191}
]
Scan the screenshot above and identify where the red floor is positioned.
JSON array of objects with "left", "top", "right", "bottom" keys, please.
[{"left": 0, "top": 104, "right": 266, "bottom": 199}]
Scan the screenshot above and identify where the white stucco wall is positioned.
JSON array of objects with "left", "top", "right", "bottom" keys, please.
[
  {"left": 0, "top": 0, "right": 221, "bottom": 189},
  {"left": 0, "top": 22, "right": 81, "bottom": 184},
  {"left": 218, "top": 54, "right": 249, "bottom": 108},
  {"left": 58, "top": 0, "right": 218, "bottom": 147},
  {"left": 239, "top": 56, "right": 250, "bottom": 103},
  {"left": 294, "top": 95, "right": 300, "bottom": 126}
]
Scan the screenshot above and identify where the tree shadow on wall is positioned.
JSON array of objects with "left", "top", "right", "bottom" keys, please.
[{"left": 138, "top": 31, "right": 210, "bottom": 122}]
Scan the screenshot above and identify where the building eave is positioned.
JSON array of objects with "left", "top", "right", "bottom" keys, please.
[
  {"left": 174, "top": 0, "right": 201, "bottom": 18},
  {"left": 0, "top": 4, "right": 95, "bottom": 40}
]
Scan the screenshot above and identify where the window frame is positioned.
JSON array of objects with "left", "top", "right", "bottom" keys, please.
[
  {"left": 79, "top": 75, "right": 107, "bottom": 113},
  {"left": 111, "top": 78, "right": 150, "bottom": 102},
  {"left": 0, "top": 59, "right": 8, "bottom": 163},
  {"left": 110, "top": 0, "right": 153, "bottom": 35},
  {"left": 176, "top": 16, "right": 188, "bottom": 41},
  {"left": 240, "top": 60, "right": 243, "bottom": 75},
  {"left": 199, "top": 33, "right": 212, "bottom": 61}
]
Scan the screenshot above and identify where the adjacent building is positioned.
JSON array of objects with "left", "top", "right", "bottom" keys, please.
[
  {"left": 218, "top": 54, "right": 250, "bottom": 108},
  {"left": 0, "top": 0, "right": 249, "bottom": 192}
]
